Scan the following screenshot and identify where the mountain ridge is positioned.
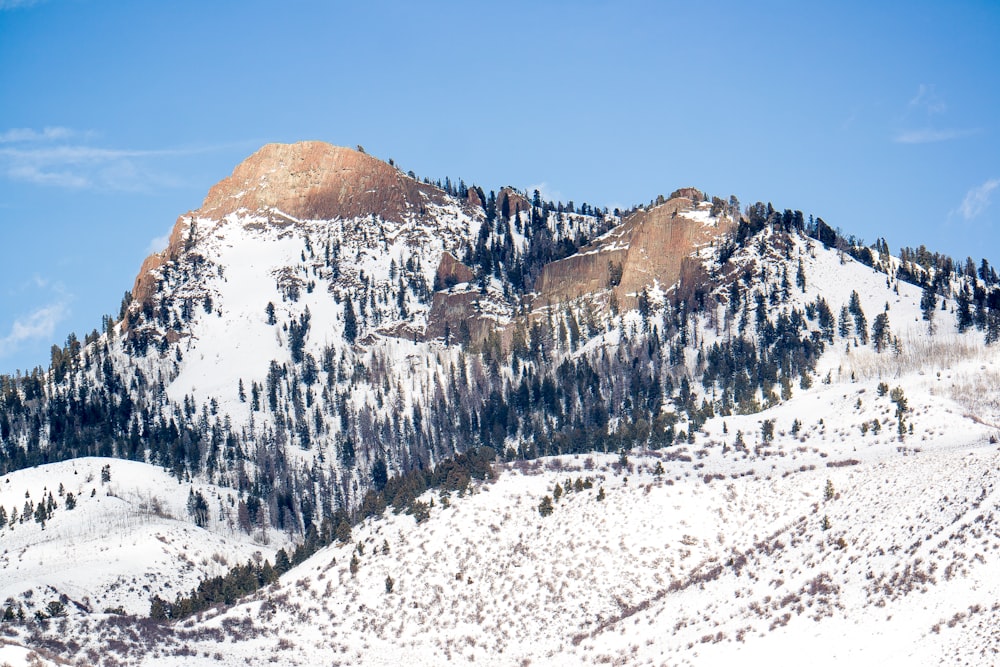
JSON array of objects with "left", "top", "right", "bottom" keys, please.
[{"left": 3, "top": 141, "right": 1000, "bottom": 664}]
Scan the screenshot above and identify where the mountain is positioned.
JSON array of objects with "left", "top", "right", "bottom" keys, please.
[{"left": 2, "top": 141, "right": 1000, "bottom": 664}]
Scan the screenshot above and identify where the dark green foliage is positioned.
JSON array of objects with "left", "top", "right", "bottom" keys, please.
[
  {"left": 288, "top": 307, "right": 311, "bottom": 363},
  {"left": 920, "top": 283, "right": 937, "bottom": 332},
  {"left": 608, "top": 261, "right": 623, "bottom": 287},
  {"left": 538, "top": 495, "right": 554, "bottom": 517},
  {"left": 371, "top": 458, "right": 388, "bottom": 492},
  {"left": 848, "top": 291, "right": 868, "bottom": 345},
  {"left": 408, "top": 500, "right": 430, "bottom": 523},
  {"left": 150, "top": 559, "right": 279, "bottom": 620},
  {"left": 343, "top": 298, "right": 357, "bottom": 343},
  {"left": 760, "top": 419, "right": 775, "bottom": 443},
  {"left": 45, "top": 600, "right": 66, "bottom": 618},
  {"left": 871, "top": 313, "right": 891, "bottom": 352},
  {"left": 186, "top": 489, "right": 210, "bottom": 528}
]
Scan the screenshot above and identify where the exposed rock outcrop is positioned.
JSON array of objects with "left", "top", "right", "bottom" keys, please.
[
  {"left": 532, "top": 193, "right": 732, "bottom": 309},
  {"left": 497, "top": 187, "right": 531, "bottom": 219},
  {"left": 130, "top": 142, "right": 449, "bottom": 310},
  {"left": 199, "top": 142, "right": 448, "bottom": 223},
  {"left": 434, "top": 252, "right": 475, "bottom": 290}
]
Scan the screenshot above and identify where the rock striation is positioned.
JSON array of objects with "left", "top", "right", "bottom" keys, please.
[{"left": 532, "top": 192, "right": 732, "bottom": 309}]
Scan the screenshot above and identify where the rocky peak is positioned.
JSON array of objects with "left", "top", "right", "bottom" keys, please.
[
  {"left": 497, "top": 187, "right": 531, "bottom": 219},
  {"left": 129, "top": 142, "right": 452, "bottom": 309},
  {"left": 199, "top": 141, "right": 447, "bottom": 223},
  {"left": 669, "top": 187, "right": 704, "bottom": 202}
]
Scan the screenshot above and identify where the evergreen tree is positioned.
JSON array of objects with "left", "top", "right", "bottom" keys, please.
[
  {"left": 872, "top": 312, "right": 891, "bottom": 352},
  {"left": 838, "top": 306, "right": 852, "bottom": 338},
  {"left": 957, "top": 288, "right": 974, "bottom": 333},
  {"left": 920, "top": 283, "right": 937, "bottom": 334},
  {"left": 343, "top": 298, "right": 358, "bottom": 344},
  {"left": 848, "top": 291, "right": 868, "bottom": 345},
  {"left": 187, "top": 489, "right": 210, "bottom": 528}
]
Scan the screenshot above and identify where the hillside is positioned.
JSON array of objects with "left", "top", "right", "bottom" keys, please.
[
  {"left": 0, "top": 458, "right": 288, "bottom": 619},
  {"left": 1, "top": 141, "right": 1000, "bottom": 663},
  {"left": 9, "top": 374, "right": 1000, "bottom": 665}
]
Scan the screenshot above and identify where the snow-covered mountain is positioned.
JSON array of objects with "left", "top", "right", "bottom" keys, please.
[{"left": 2, "top": 141, "right": 1000, "bottom": 664}]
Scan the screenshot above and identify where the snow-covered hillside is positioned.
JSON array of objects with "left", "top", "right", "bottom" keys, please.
[
  {"left": 0, "top": 458, "right": 286, "bottom": 618},
  {"left": 11, "top": 366, "right": 1000, "bottom": 666},
  {"left": 4, "top": 143, "right": 1000, "bottom": 665}
]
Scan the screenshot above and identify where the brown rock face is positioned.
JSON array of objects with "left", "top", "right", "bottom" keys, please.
[
  {"left": 466, "top": 187, "right": 483, "bottom": 209},
  {"left": 129, "top": 142, "right": 449, "bottom": 310},
  {"left": 424, "top": 290, "right": 496, "bottom": 344},
  {"left": 434, "top": 252, "right": 475, "bottom": 290},
  {"left": 669, "top": 187, "right": 704, "bottom": 202},
  {"left": 130, "top": 215, "right": 192, "bottom": 307},
  {"left": 497, "top": 187, "right": 531, "bottom": 219},
  {"left": 199, "top": 142, "right": 447, "bottom": 223},
  {"left": 533, "top": 195, "right": 732, "bottom": 308}
]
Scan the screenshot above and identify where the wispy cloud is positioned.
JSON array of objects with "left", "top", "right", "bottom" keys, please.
[
  {"left": 894, "top": 84, "right": 976, "bottom": 145},
  {"left": 907, "top": 83, "right": 947, "bottom": 115},
  {"left": 0, "top": 126, "right": 76, "bottom": 143},
  {"left": 147, "top": 230, "right": 173, "bottom": 254},
  {"left": 0, "top": 0, "right": 48, "bottom": 9},
  {"left": 893, "top": 128, "right": 979, "bottom": 144},
  {"left": 0, "top": 301, "right": 69, "bottom": 358},
  {"left": 955, "top": 178, "right": 1000, "bottom": 221},
  {"left": 0, "top": 127, "right": 235, "bottom": 191}
]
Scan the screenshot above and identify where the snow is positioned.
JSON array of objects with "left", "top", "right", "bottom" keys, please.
[
  {"left": 16, "top": 354, "right": 1000, "bottom": 665},
  {"left": 8, "top": 187, "right": 1000, "bottom": 664},
  {"left": 0, "top": 458, "right": 285, "bottom": 617},
  {"left": 0, "top": 641, "right": 65, "bottom": 666}
]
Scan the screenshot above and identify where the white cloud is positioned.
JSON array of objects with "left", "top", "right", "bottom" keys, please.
[
  {"left": 7, "top": 164, "right": 90, "bottom": 188},
  {"left": 956, "top": 178, "right": 1000, "bottom": 221},
  {"left": 0, "top": 126, "right": 75, "bottom": 143},
  {"left": 528, "top": 182, "right": 562, "bottom": 205},
  {"left": 893, "top": 128, "right": 978, "bottom": 144},
  {"left": 894, "top": 85, "right": 976, "bottom": 144},
  {"left": 0, "top": 301, "right": 69, "bottom": 357},
  {"left": 0, "top": 128, "right": 240, "bottom": 191},
  {"left": 147, "top": 230, "right": 172, "bottom": 254},
  {"left": 0, "top": 0, "right": 47, "bottom": 9}
]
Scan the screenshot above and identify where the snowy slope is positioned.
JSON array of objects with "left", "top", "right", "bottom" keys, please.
[
  {"left": 5, "top": 151, "right": 1000, "bottom": 666},
  {"left": 11, "top": 344, "right": 1000, "bottom": 666},
  {"left": 0, "top": 458, "right": 286, "bottom": 618}
]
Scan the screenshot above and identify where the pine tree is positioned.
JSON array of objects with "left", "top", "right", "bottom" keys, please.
[
  {"left": 871, "top": 312, "right": 891, "bottom": 352},
  {"left": 848, "top": 291, "right": 868, "bottom": 345},
  {"left": 838, "top": 306, "right": 852, "bottom": 338},
  {"left": 343, "top": 298, "right": 358, "bottom": 343},
  {"left": 920, "top": 283, "right": 937, "bottom": 334}
]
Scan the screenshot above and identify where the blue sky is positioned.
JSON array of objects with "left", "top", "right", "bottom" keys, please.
[{"left": 1, "top": 0, "right": 998, "bottom": 374}]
